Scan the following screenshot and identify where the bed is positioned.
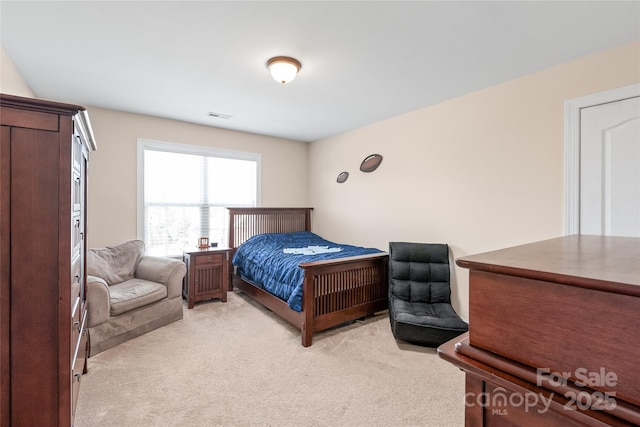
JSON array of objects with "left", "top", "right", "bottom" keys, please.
[{"left": 227, "top": 207, "right": 389, "bottom": 347}]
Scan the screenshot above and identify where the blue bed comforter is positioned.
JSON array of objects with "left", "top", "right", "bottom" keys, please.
[{"left": 232, "top": 231, "right": 382, "bottom": 312}]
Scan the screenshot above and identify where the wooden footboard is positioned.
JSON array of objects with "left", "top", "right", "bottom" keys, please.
[
  {"left": 300, "top": 253, "right": 388, "bottom": 346},
  {"left": 227, "top": 207, "right": 389, "bottom": 346}
]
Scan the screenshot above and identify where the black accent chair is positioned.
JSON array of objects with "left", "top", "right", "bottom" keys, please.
[{"left": 388, "top": 242, "right": 468, "bottom": 347}]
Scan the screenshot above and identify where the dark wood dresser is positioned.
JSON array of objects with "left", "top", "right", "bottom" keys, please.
[
  {"left": 0, "top": 94, "right": 97, "bottom": 426},
  {"left": 438, "top": 235, "right": 640, "bottom": 426}
]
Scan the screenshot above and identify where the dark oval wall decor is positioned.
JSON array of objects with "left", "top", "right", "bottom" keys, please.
[
  {"left": 336, "top": 171, "right": 349, "bottom": 183},
  {"left": 360, "top": 154, "right": 383, "bottom": 172}
]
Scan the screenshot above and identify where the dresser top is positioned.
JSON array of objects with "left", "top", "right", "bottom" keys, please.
[{"left": 456, "top": 235, "right": 640, "bottom": 296}]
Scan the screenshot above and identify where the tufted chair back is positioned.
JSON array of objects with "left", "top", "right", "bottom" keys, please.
[{"left": 389, "top": 242, "right": 451, "bottom": 306}]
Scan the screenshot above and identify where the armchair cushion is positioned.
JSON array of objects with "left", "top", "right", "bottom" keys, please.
[
  {"left": 135, "top": 256, "right": 185, "bottom": 299},
  {"left": 87, "top": 240, "right": 145, "bottom": 285},
  {"left": 109, "top": 279, "right": 167, "bottom": 316}
]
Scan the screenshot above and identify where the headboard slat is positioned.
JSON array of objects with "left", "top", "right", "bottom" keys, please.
[{"left": 227, "top": 208, "right": 313, "bottom": 248}]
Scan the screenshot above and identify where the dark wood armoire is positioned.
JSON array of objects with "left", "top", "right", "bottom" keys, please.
[{"left": 0, "top": 93, "right": 96, "bottom": 426}]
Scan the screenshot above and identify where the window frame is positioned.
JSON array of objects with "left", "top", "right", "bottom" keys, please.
[{"left": 136, "top": 138, "right": 261, "bottom": 252}]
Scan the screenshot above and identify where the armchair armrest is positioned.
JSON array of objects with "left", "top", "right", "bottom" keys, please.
[
  {"left": 135, "top": 256, "right": 186, "bottom": 299},
  {"left": 86, "top": 275, "right": 110, "bottom": 327}
]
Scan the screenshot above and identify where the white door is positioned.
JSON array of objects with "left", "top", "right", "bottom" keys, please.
[{"left": 579, "top": 96, "right": 640, "bottom": 237}]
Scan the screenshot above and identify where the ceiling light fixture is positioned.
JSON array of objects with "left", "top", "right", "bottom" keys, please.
[{"left": 266, "top": 56, "right": 301, "bottom": 84}]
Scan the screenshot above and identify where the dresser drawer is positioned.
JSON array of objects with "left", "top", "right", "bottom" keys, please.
[
  {"left": 72, "top": 170, "right": 81, "bottom": 213},
  {"left": 71, "top": 255, "right": 81, "bottom": 304},
  {"left": 72, "top": 216, "right": 83, "bottom": 252},
  {"left": 72, "top": 133, "right": 83, "bottom": 172},
  {"left": 71, "top": 297, "right": 81, "bottom": 353},
  {"left": 194, "top": 253, "right": 224, "bottom": 265},
  {"left": 71, "top": 319, "right": 88, "bottom": 419}
]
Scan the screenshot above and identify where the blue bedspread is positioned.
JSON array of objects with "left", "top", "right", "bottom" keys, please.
[{"left": 232, "top": 231, "right": 382, "bottom": 312}]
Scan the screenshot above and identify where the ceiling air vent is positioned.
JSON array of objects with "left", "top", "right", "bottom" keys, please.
[{"left": 208, "top": 112, "right": 233, "bottom": 120}]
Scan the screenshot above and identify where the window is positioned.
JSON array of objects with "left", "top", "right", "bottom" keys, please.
[{"left": 137, "top": 139, "right": 260, "bottom": 257}]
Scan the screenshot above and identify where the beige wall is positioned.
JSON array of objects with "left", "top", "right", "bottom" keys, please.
[
  {"left": 308, "top": 41, "right": 640, "bottom": 320},
  {"left": 86, "top": 107, "right": 309, "bottom": 248},
  {"left": 0, "top": 46, "right": 34, "bottom": 97},
  {"left": 4, "top": 40, "right": 639, "bottom": 319}
]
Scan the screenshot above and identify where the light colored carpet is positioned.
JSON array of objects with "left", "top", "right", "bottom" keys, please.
[{"left": 75, "top": 291, "right": 465, "bottom": 426}]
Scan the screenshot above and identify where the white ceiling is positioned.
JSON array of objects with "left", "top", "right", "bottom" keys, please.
[{"left": 1, "top": 1, "right": 639, "bottom": 142}]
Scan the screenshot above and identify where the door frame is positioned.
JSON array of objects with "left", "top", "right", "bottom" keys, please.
[{"left": 563, "top": 83, "right": 640, "bottom": 235}]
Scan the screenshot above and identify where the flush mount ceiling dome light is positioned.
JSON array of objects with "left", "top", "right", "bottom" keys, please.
[{"left": 267, "top": 56, "right": 301, "bottom": 84}]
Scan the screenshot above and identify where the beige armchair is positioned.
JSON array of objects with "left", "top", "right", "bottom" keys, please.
[{"left": 86, "top": 240, "right": 186, "bottom": 355}]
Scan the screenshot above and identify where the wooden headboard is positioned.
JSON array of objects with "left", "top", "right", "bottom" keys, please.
[{"left": 227, "top": 207, "right": 313, "bottom": 248}]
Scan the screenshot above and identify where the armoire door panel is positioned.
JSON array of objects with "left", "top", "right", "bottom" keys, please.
[{"left": 9, "top": 127, "right": 61, "bottom": 422}]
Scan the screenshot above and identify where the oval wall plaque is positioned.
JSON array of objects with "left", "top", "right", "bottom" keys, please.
[
  {"left": 360, "top": 154, "right": 383, "bottom": 172},
  {"left": 336, "top": 171, "right": 349, "bottom": 183}
]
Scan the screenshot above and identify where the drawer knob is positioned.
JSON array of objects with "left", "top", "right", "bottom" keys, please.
[{"left": 207, "top": 257, "right": 212, "bottom": 262}]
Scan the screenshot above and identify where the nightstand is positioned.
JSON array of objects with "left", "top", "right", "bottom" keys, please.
[{"left": 182, "top": 247, "right": 230, "bottom": 309}]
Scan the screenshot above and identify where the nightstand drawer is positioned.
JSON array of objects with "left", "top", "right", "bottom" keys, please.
[{"left": 194, "top": 253, "right": 224, "bottom": 265}]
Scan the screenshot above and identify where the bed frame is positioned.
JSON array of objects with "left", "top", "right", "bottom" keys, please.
[{"left": 227, "top": 207, "right": 389, "bottom": 347}]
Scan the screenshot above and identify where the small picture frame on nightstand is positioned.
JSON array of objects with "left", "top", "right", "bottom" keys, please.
[{"left": 198, "top": 237, "right": 209, "bottom": 248}]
